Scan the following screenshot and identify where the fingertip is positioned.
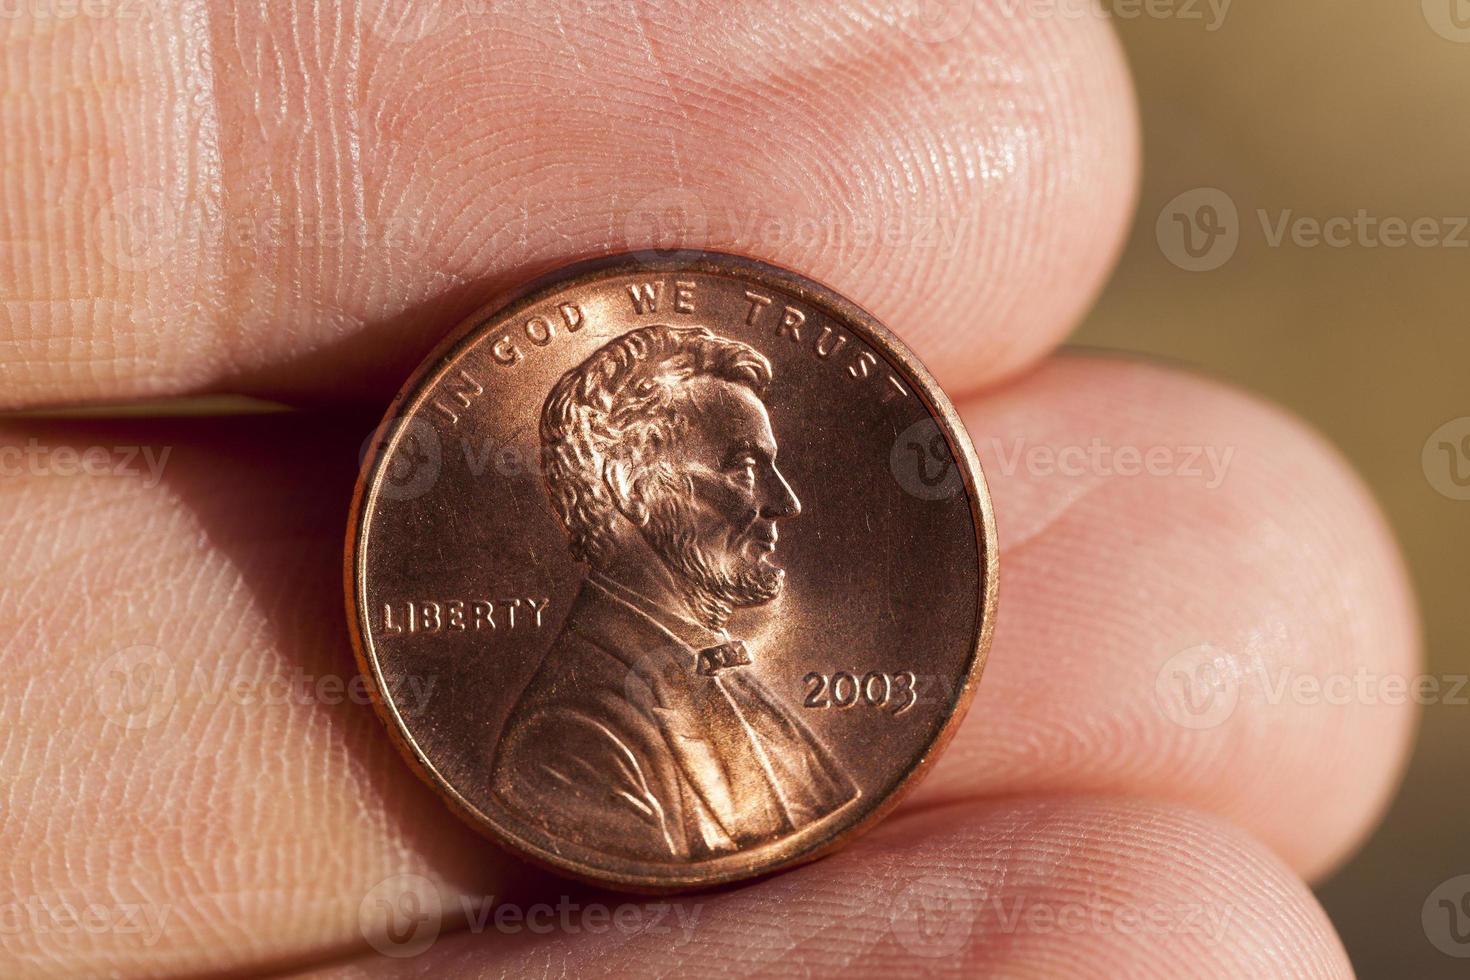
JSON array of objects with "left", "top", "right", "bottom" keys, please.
[
  {"left": 311, "top": 797, "right": 1352, "bottom": 979},
  {"left": 932, "top": 354, "right": 1419, "bottom": 878}
]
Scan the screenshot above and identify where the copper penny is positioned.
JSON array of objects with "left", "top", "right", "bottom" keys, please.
[{"left": 347, "top": 252, "right": 998, "bottom": 891}]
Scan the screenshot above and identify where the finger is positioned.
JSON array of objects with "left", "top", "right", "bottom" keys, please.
[
  {"left": 0, "top": 414, "right": 548, "bottom": 979},
  {"left": 908, "top": 353, "right": 1419, "bottom": 880},
  {"left": 295, "top": 797, "right": 1352, "bottom": 979},
  {"left": 0, "top": 356, "right": 1410, "bottom": 974},
  {"left": 0, "top": 0, "right": 1136, "bottom": 407}
]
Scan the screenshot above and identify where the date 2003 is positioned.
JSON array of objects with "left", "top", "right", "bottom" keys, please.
[{"left": 802, "top": 670, "right": 919, "bottom": 715}]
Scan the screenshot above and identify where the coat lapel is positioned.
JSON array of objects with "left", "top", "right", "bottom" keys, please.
[{"left": 566, "top": 581, "right": 790, "bottom": 845}]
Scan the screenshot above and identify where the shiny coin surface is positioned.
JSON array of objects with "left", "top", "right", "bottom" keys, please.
[{"left": 347, "top": 252, "right": 997, "bottom": 891}]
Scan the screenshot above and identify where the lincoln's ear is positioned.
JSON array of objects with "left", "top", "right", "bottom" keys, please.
[{"left": 603, "top": 458, "right": 650, "bottom": 527}]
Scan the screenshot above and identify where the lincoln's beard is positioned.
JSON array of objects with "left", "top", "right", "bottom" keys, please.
[{"left": 643, "top": 487, "right": 785, "bottom": 630}]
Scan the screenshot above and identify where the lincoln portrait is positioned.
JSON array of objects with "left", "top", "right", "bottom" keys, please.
[{"left": 490, "top": 324, "right": 859, "bottom": 861}]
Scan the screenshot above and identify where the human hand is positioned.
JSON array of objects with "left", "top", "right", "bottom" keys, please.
[{"left": 0, "top": 2, "right": 1416, "bottom": 976}]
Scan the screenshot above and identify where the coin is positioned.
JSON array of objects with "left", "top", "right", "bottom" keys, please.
[{"left": 347, "top": 252, "right": 998, "bottom": 891}]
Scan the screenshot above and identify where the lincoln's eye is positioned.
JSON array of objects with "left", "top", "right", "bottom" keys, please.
[{"left": 730, "top": 455, "right": 757, "bottom": 486}]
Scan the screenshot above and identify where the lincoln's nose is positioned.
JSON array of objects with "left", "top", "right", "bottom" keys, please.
[{"left": 761, "top": 463, "right": 801, "bottom": 520}]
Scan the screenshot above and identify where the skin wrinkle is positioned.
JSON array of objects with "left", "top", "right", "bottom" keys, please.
[
  {"left": 208, "top": 1, "right": 267, "bottom": 362},
  {"left": 628, "top": 2, "right": 692, "bottom": 193},
  {"left": 174, "top": 0, "right": 227, "bottom": 376}
]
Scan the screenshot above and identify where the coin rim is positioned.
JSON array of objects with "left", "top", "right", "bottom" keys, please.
[{"left": 346, "top": 250, "right": 999, "bottom": 892}]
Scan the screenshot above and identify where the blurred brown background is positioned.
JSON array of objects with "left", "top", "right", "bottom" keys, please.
[{"left": 1078, "top": 3, "right": 1470, "bottom": 976}]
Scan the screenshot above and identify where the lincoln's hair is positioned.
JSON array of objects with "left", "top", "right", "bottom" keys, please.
[{"left": 540, "top": 324, "right": 772, "bottom": 566}]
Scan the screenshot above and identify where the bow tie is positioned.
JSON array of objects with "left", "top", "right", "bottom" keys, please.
[{"left": 696, "top": 640, "right": 752, "bottom": 676}]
